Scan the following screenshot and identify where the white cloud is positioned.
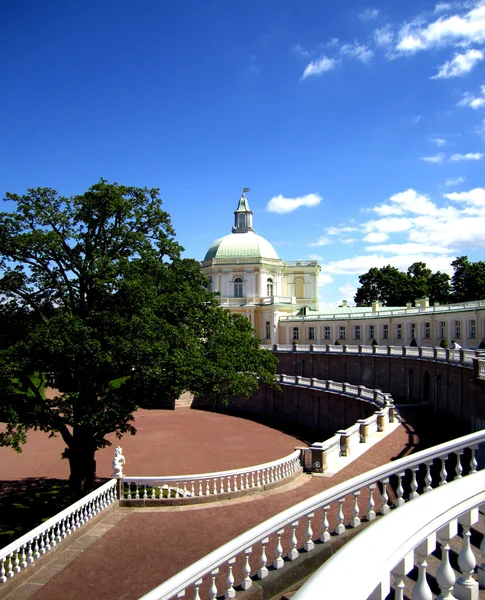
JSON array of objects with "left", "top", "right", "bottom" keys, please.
[
  {"left": 302, "top": 56, "right": 337, "bottom": 79},
  {"left": 293, "top": 44, "right": 310, "bottom": 58},
  {"left": 319, "top": 253, "right": 454, "bottom": 276},
  {"left": 267, "top": 193, "right": 322, "bottom": 213},
  {"left": 338, "top": 282, "right": 358, "bottom": 301},
  {"left": 434, "top": 2, "right": 451, "bottom": 13},
  {"left": 450, "top": 152, "right": 484, "bottom": 160},
  {"left": 431, "top": 49, "right": 484, "bottom": 78},
  {"left": 365, "top": 216, "right": 414, "bottom": 233},
  {"left": 444, "top": 176, "right": 465, "bottom": 186},
  {"left": 362, "top": 232, "right": 389, "bottom": 243},
  {"left": 457, "top": 85, "right": 485, "bottom": 109},
  {"left": 374, "top": 25, "right": 394, "bottom": 47},
  {"left": 364, "top": 242, "right": 451, "bottom": 254},
  {"left": 340, "top": 237, "right": 357, "bottom": 244},
  {"left": 309, "top": 236, "right": 332, "bottom": 247},
  {"left": 359, "top": 8, "right": 379, "bottom": 22},
  {"left": 422, "top": 153, "right": 445, "bottom": 163},
  {"left": 411, "top": 115, "right": 423, "bottom": 124},
  {"left": 325, "top": 225, "right": 359, "bottom": 235},
  {"left": 432, "top": 137, "right": 447, "bottom": 146},
  {"left": 340, "top": 42, "right": 374, "bottom": 63},
  {"left": 444, "top": 187, "right": 485, "bottom": 206},
  {"left": 318, "top": 273, "right": 334, "bottom": 286},
  {"left": 387, "top": 189, "right": 439, "bottom": 215}
]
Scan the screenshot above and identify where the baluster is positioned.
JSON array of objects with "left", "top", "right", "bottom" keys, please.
[
  {"left": 245, "top": 473, "right": 249, "bottom": 488},
  {"left": 455, "top": 450, "right": 464, "bottom": 480},
  {"left": 226, "top": 476, "right": 231, "bottom": 493},
  {"left": 143, "top": 485, "right": 148, "bottom": 500},
  {"left": 241, "top": 547, "right": 252, "bottom": 590},
  {"left": 351, "top": 491, "right": 361, "bottom": 527},
  {"left": 182, "top": 482, "right": 187, "bottom": 497},
  {"left": 423, "top": 462, "right": 433, "bottom": 493},
  {"left": 455, "top": 509, "right": 479, "bottom": 599},
  {"left": 6, "top": 553, "right": 13, "bottom": 578},
  {"left": 219, "top": 477, "right": 224, "bottom": 494},
  {"left": 258, "top": 537, "right": 269, "bottom": 579},
  {"left": 151, "top": 485, "right": 156, "bottom": 499},
  {"left": 232, "top": 475, "right": 237, "bottom": 492},
  {"left": 239, "top": 474, "right": 244, "bottom": 490},
  {"left": 273, "top": 529, "right": 285, "bottom": 569},
  {"left": 60, "top": 518, "right": 67, "bottom": 539},
  {"left": 39, "top": 533, "right": 46, "bottom": 554},
  {"left": 50, "top": 528, "right": 57, "bottom": 548},
  {"left": 159, "top": 485, "right": 164, "bottom": 499},
  {"left": 175, "top": 481, "right": 180, "bottom": 497},
  {"left": 367, "top": 484, "right": 376, "bottom": 521},
  {"left": 304, "top": 513, "right": 315, "bottom": 551},
  {"left": 439, "top": 455, "right": 448, "bottom": 485},
  {"left": 33, "top": 536, "right": 40, "bottom": 559},
  {"left": 391, "top": 553, "right": 413, "bottom": 600},
  {"left": 13, "top": 550, "right": 20, "bottom": 573},
  {"left": 126, "top": 482, "right": 132, "bottom": 499},
  {"left": 380, "top": 478, "right": 390, "bottom": 515},
  {"left": 320, "top": 505, "right": 331, "bottom": 542},
  {"left": 225, "top": 557, "right": 236, "bottom": 598},
  {"left": 210, "top": 478, "right": 215, "bottom": 495},
  {"left": 251, "top": 471, "right": 255, "bottom": 488},
  {"left": 209, "top": 568, "right": 219, "bottom": 600},
  {"left": 469, "top": 445, "right": 478, "bottom": 474},
  {"left": 135, "top": 483, "right": 139, "bottom": 499},
  {"left": 414, "top": 535, "right": 436, "bottom": 600},
  {"left": 198, "top": 480, "right": 203, "bottom": 496},
  {"left": 436, "top": 520, "right": 457, "bottom": 600},
  {"left": 395, "top": 472, "right": 406, "bottom": 506},
  {"left": 0, "top": 557, "right": 6, "bottom": 583},
  {"left": 410, "top": 468, "right": 420, "bottom": 499},
  {"left": 288, "top": 521, "right": 299, "bottom": 560},
  {"left": 193, "top": 578, "right": 202, "bottom": 600},
  {"left": 18, "top": 545, "right": 26, "bottom": 569},
  {"left": 26, "top": 541, "right": 34, "bottom": 564},
  {"left": 335, "top": 499, "right": 345, "bottom": 534}
]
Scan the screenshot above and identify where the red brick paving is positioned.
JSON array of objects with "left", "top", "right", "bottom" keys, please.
[{"left": 24, "top": 409, "right": 425, "bottom": 600}]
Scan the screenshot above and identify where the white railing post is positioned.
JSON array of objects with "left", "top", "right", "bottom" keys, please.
[
  {"left": 454, "top": 509, "right": 479, "bottom": 600},
  {"left": 414, "top": 534, "right": 436, "bottom": 600},
  {"left": 436, "top": 520, "right": 458, "bottom": 600}
]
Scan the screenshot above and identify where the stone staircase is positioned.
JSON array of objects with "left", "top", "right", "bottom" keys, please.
[{"left": 174, "top": 391, "right": 194, "bottom": 408}]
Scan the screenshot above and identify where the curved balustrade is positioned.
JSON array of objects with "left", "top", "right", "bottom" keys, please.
[
  {"left": 139, "top": 430, "right": 485, "bottom": 600},
  {"left": 0, "top": 479, "right": 117, "bottom": 585},
  {"left": 293, "top": 470, "right": 485, "bottom": 600},
  {"left": 275, "top": 373, "right": 393, "bottom": 408},
  {"left": 121, "top": 449, "right": 302, "bottom": 503},
  {"left": 273, "top": 344, "right": 476, "bottom": 367}
]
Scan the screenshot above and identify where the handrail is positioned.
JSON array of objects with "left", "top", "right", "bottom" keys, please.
[
  {"left": 0, "top": 479, "right": 117, "bottom": 582},
  {"left": 124, "top": 449, "right": 301, "bottom": 484},
  {"left": 139, "top": 429, "right": 485, "bottom": 600},
  {"left": 292, "top": 470, "right": 485, "bottom": 599}
]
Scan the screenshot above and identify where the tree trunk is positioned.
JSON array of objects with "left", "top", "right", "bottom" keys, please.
[{"left": 65, "top": 432, "right": 97, "bottom": 498}]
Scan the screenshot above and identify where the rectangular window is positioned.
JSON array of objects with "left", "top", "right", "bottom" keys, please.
[
  {"left": 292, "top": 327, "right": 299, "bottom": 340},
  {"left": 355, "top": 325, "right": 361, "bottom": 340},
  {"left": 265, "top": 321, "right": 271, "bottom": 340},
  {"left": 339, "top": 326, "right": 346, "bottom": 340},
  {"left": 439, "top": 321, "right": 446, "bottom": 339},
  {"left": 454, "top": 320, "right": 461, "bottom": 339},
  {"left": 369, "top": 325, "right": 375, "bottom": 340},
  {"left": 308, "top": 326, "right": 315, "bottom": 340},
  {"left": 410, "top": 323, "right": 416, "bottom": 340},
  {"left": 323, "top": 326, "right": 331, "bottom": 340},
  {"left": 396, "top": 324, "right": 402, "bottom": 340},
  {"left": 424, "top": 322, "right": 431, "bottom": 339},
  {"left": 383, "top": 324, "right": 389, "bottom": 340},
  {"left": 469, "top": 319, "right": 476, "bottom": 339}
]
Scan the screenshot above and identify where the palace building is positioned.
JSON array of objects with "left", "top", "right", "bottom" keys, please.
[{"left": 202, "top": 193, "right": 485, "bottom": 349}]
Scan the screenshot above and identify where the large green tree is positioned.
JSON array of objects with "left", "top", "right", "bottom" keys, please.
[
  {"left": 0, "top": 181, "right": 277, "bottom": 496},
  {"left": 451, "top": 256, "right": 485, "bottom": 302}
]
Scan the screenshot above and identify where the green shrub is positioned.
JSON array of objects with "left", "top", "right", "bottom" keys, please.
[
  {"left": 371, "top": 338, "right": 378, "bottom": 346},
  {"left": 334, "top": 339, "right": 341, "bottom": 345},
  {"left": 410, "top": 338, "right": 418, "bottom": 347},
  {"left": 440, "top": 338, "right": 449, "bottom": 349}
]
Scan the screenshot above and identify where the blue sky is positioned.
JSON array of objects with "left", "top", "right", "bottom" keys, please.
[{"left": 1, "top": 0, "right": 485, "bottom": 305}]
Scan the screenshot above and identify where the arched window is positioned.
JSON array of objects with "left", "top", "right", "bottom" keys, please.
[
  {"left": 267, "top": 278, "right": 274, "bottom": 297},
  {"left": 238, "top": 213, "right": 246, "bottom": 228},
  {"left": 234, "top": 277, "right": 243, "bottom": 298}
]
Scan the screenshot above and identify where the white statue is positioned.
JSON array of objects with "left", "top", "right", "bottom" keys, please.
[{"left": 111, "top": 446, "right": 125, "bottom": 478}]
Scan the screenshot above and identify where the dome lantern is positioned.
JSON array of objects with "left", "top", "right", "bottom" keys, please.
[{"left": 232, "top": 189, "right": 254, "bottom": 233}]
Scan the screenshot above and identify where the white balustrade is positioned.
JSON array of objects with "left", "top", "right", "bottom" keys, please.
[
  {"left": 139, "top": 429, "right": 485, "bottom": 600},
  {"left": 122, "top": 450, "right": 302, "bottom": 503},
  {"left": 291, "top": 470, "right": 485, "bottom": 600},
  {"left": 0, "top": 479, "right": 117, "bottom": 584}
]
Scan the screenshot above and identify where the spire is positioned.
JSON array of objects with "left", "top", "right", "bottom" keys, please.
[{"left": 232, "top": 188, "right": 254, "bottom": 233}]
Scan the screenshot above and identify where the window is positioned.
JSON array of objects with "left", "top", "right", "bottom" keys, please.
[
  {"left": 424, "top": 322, "right": 431, "bottom": 339},
  {"left": 396, "top": 324, "right": 402, "bottom": 340},
  {"left": 238, "top": 213, "right": 246, "bottom": 228},
  {"left": 266, "top": 278, "right": 274, "bottom": 297},
  {"left": 292, "top": 327, "right": 299, "bottom": 340},
  {"left": 468, "top": 319, "right": 475, "bottom": 338},
  {"left": 308, "top": 326, "right": 315, "bottom": 340},
  {"left": 383, "top": 324, "right": 389, "bottom": 340},
  {"left": 234, "top": 277, "right": 243, "bottom": 298},
  {"left": 439, "top": 321, "right": 446, "bottom": 339},
  {"left": 323, "top": 326, "right": 331, "bottom": 340},
  {"left": 410, "top": 323, "right": 416, "bottom": 340},
  {"left": 265, "top": 321, "right": 271, "bottom": 340},
  {"left": 207, "top": 277, "right": 212, "bottom": 293},
  {"left": 339, "top": 326, "right": 346, "bottom": 340},
  {"left": 454, "top": 320, "right": 461, "bottom": 339},
  {"left": 369, "top": 325, "right": 375, "bottom": 340},
  {"left": 354, "top": 325, "right": 361, "bottom": 340}
]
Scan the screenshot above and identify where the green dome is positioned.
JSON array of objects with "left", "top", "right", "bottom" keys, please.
[{"left": 204, "top": 231, "right": 280, "bottom": 261}]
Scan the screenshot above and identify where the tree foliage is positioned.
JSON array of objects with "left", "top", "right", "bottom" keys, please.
[{"left": 0, "top": 181, "right": 277, "bottom": 496}]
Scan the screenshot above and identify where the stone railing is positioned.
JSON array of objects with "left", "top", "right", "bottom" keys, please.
[
  {"left": 139, "top": 430, "right": 485, "bottom": 600},
  {"left": 275, "top": 373, "right": 393, "bottom": 408},
  {"left": 121, "top": 450, "right": 302, "bottom": 505},
  {"left": 273, "top": 343, "right": 477, "bottom": 367},
  {"left": 292, "top": 469, "right": 485, "bottom": 600},
  {"left": 0, "top": 479, "right": 117, "bottom": 584}
]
